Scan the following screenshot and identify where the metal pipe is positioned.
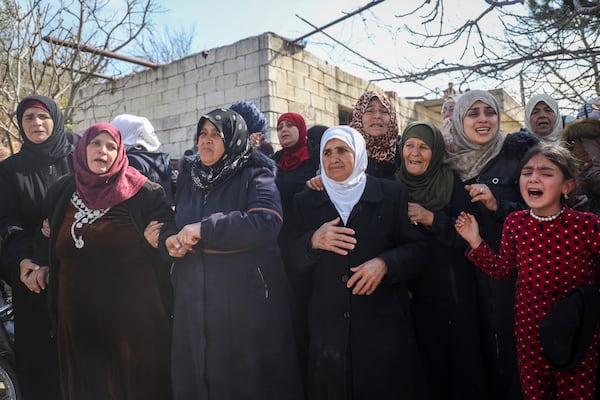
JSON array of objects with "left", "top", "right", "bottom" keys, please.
[{"left": 43, "top": 36, "right": 160, "bottom": 69}]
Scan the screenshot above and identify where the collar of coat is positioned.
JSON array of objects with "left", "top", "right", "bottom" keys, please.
[{"left": 305, "top": 175, "right": 385, "bottom": 208}]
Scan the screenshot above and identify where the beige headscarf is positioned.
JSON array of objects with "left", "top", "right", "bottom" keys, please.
[
  {"left": 446, "top": 90, "right": 506, "bottom": 181},
  {"left": 524, "top": 94, "right": 563, "bottom": 144}
]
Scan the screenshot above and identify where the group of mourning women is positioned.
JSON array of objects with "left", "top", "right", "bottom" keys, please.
[{"left": 0, "top": 88, "right": 598, "bottom": 400}]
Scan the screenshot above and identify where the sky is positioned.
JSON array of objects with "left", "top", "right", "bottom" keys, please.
[{"left": 150, "top": 0, "right": 514, "bottom": 100}]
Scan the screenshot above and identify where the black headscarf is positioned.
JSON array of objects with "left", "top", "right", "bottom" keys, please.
[
  {"left": 16, "top": 94, "right": 72, "bottom": 167},
  {"left": 191, "top": 108, "right": 251, "bottom": 192},
  {"left": 395, "top": 122, "right": 454, "bottom": 211}
]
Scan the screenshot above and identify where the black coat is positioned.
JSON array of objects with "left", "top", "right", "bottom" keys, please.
[
  {"left": 463, "top": 131, "right": 538, "bottom": 400},
  {"left": 0, "top": 130, "right": 77, "bottom": 400},
  {"left": 272, "top": 150, "right": 319, "bottom": 218},
  {"left": 285, "top": 176, "right": 428, "bottom": 400},
  {"left": 366, "top": 156, "right": 397, "bottom": 180},
  {"left": 410, "top": 173, "right": 488, "bottom": 400}
]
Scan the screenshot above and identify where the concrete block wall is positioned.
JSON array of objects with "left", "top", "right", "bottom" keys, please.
[
  {"left": 75, "top": 34, "right": 272, "bottom": 157},
  {"left": 73, "top": 32, "right": 425, "bottom": 158}
]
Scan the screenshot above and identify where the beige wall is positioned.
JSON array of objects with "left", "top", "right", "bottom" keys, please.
[{"left": 74, "top": 32, "right": 521, "bottom": 158}]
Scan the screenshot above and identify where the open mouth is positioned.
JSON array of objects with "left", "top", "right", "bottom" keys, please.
[{"left": 528, "top": 189, "right": 543, "bottom": 198}]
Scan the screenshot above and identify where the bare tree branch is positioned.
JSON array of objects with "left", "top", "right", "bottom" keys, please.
[{"left": 0, "top": 0, "right": 164, "bottom": 157}]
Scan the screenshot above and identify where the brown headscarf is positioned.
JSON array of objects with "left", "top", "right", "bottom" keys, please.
[
  {"left": 350, "top": 89, "right": 399, "bottom": 163},
  {"left": 74, "top": 122, "right": 147, "bottom": 209}
]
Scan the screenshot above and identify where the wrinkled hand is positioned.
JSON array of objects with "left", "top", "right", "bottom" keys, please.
[
  {"left": 177, "top": 222, "right": 201, "bottom": 247},
  {"left": 144, "top": 220, "right": 164, "bottom": 249},
  {"left": 165, "top": 235, "right": 193, "bottom": 258},
  {"left": 465, "top": 184, "right": 498, "bottom": 212},
  {"left": 454, "top": 211, "right": 482, "bottom": 249},
  {"left": 41, "top": 218, "right": 50, "bottom": 238},
  {"left": 407, "top": 202, "right": 434, "bottom": 226},
  {"left": 306, "top": 175, "right": 324, "bottom": 191},
  {"left": 347, "top": 257, "right": 387, "bottom": 295},
  {"left": 20, "top": 259, "right": 48, "bottom": 293},
  {"left": 311, "top": 217, "right": 356, "bottom": 256}
]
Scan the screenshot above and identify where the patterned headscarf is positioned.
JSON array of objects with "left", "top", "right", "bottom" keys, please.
[
  {"left": 350, "top": 89, "right": 399, "bottom": 163},
  {"left": 446, "top": 90, "right": 506, "bottom": 181},
  {"left": 275, "top": 112, "right": 311, "bottom": 172},
  {"left": 395, "top": 122, "right": 454, "bottom": 211},
  {"left": 16, "top": 94, "right": 73, "bottom": 166},
  {"left": 524, "top": 94, "right": 563, "bottom": 144},
  {"left": 191, "top": 108, "right": 251, "bottom": 192},
  {"left": 74, "top": 122, "right": 147, "bottom": 209},
  {"left": 320, "top": 126, "right": 368, "bottom": 225}
]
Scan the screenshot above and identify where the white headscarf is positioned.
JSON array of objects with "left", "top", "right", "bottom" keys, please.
[
  {"left": 111, "top": 114, "right": 161, "bottom": 151},
  {"left": 524, "top": 94, "right": 563, "bottom": 143},
  {"left": 320, "top": 126, "right": 368, "bottom": 225}
]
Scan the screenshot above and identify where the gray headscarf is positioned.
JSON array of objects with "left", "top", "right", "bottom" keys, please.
[
  {"left": 524, "top": 94, "right": 563, "bottom": 144},
  {"left": 446, "top": 90, "right": 506, "bottom": 181}
]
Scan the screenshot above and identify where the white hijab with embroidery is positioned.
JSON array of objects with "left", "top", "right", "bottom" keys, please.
[{"left": 320, "top": 126, "right": 368, "bottom": 225}]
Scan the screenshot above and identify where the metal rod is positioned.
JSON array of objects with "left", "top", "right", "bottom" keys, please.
[{"left": 43, "top": 36, "right": 160, "bottom": 69}]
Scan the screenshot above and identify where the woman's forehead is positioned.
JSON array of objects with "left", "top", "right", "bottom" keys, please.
[
  {"left": 468, "top": 101, "right": 494, "bottom": 110},
  {"left": 324, "top": 137, "right": 350, "bottom": 148}
]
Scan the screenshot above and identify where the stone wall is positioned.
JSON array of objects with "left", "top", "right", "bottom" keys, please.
[{"left": 74, "top": 32, "right": 428, "bottom": 158}]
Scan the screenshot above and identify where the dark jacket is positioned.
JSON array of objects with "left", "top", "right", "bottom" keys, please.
[
  {"left": 462, "top": 130, "right": 538, "bottom": 400},
  {"left": 163, "top": 153, "right": 303, "bottom": 400},
  {"left": 0, "top": 128, "right": 77, "bottom": 400},
  {"left": 410, "top": 172, "right": 488, "bottom": 400},
  {"left": 126, "top": 147, "right": 177, "bottom": 206},
  {"left": 0, "top": 148, "right": 74, "bottom": 277},
  {"left": 366, "top": 156, "right": 397, "bottom": 179},
  {"left": 272, "top": 149, "right": 319, "bottom": 218},
  {"left": 41, "top": 177, "right": 176, "bottom": 333},
  {"left": 285, "top": 176, "right": 427, "bottom": 400}
]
